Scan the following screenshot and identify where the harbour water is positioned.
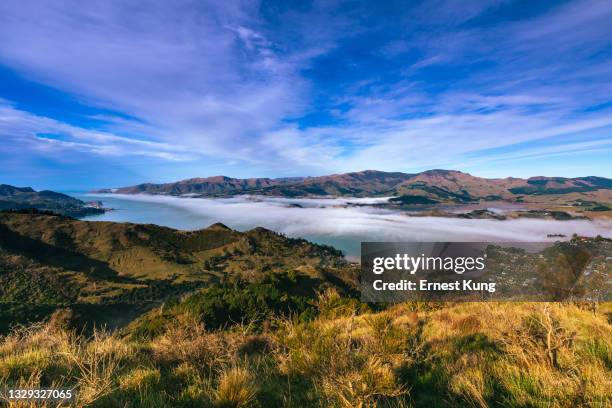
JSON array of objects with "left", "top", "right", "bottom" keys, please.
[{"left": 77, "top": 194, "right": 612, "bottom": 260}]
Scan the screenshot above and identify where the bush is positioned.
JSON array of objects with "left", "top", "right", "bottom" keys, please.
[{"left": 178, "top": 272, "right": 318, "bottom": 330}]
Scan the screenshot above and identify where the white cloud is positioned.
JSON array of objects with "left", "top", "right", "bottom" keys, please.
[
  {"left": 0, "top": 0, "right": 306, "bottom": 161},
  {"left": 0, "top": 0, "right": 611, "bottom": 178},
  {"left": 0, "top": 102, "right": 193, "bottom": 160}
]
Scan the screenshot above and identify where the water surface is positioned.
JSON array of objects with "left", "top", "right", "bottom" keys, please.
[{"left": 78, "top": 194, "right": 612, "bottom": 260}]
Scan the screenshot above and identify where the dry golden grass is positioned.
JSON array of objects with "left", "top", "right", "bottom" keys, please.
[
  {"left": 213, "top": 366, "right": 258, "bottom": 408},
  {"left": 0, "top": 299, "right": 610, "bottom": 407}
]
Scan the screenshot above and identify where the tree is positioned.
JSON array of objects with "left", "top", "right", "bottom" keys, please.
[{"left": 537, "top": 244, "right": 592, "bottom": 301}]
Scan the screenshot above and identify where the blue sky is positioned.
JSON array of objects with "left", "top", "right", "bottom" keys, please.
[{"left": 0, "top": 0, "right": 611, "bottom": 190}]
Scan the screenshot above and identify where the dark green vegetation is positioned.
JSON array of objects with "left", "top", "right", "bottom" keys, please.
[
  {"left": 0, "top": 185, "right": 105, "bottom": 217},
  {"left": 2, "top": 298, "right": 610, "bottom": 406},
  {"left": 389, "top": 195, "right": 439, "bottom": 205},
  {"left": 130, "top": 271, "right": 363, "bottom": 339},
  {"left": 517, "top": 210, "right": 587, "bottom": 220},
  {"left": 0, "top": 212, "right": 610, "bottom": 406},
  {"left": 509, "top": 176, "right": 612, "bottom": 195},
  {"left": 0, "top": 212, "right": 356, "bottom": 333},
  {"left": 457, "top": 209, "right": 506, "bottom": 220},
  {"left": 573, "top": 199, "right": 611, "bottom": 212},
  {"left": 93, "top": 169, "right": 612, "bottom": 204}
]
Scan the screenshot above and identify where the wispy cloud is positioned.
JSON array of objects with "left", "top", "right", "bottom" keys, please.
[
  {"left": 0, "top": 1, "right": 307, "bottom": 161},
  {"left": 0, "top": 0, "right": 610, "bottom": 185},
  {"left": 0, "top": 101, "right": 193, "bottom": 160}
]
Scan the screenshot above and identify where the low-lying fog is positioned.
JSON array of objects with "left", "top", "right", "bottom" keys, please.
[{"left": 82, "top": 194, "right": 611, "bottom": 259}]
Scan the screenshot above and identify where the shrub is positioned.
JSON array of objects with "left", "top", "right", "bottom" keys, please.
[{"left": 214, "top": 366, "right": 258, "bottom": 408}]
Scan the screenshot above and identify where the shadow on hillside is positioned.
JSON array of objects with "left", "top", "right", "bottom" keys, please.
[
  {"left": 396, "top": 330, "right": 507, "bottom": 407},
  {"left": 0, "top": 223, "right": 133, "bottom": 283},
  {"left": 0, "top": 301, "right": 160, "bottom": 334}
]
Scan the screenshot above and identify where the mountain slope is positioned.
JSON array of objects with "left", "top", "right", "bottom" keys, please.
[
  {"left": 93, "top": 176, "right": 297, "bottom": 196},
  {"left": 93, "top": 170, "right": 612, "bottom": 203},
  {"left": 252, "top": 170, "right": 414, "bottom": 197},
  {"left": 0, "top": 212, "right": 356, "bottom": 331},
  {"left": 392, "top": 170, "right": 612, "bottom": 201},
  {"left": 0, "top": 212, "right": 352, "bottom": 282},
  {"left": 92, "top": 171, "right": 411, "bottom": 197},
  {"left": 0, "top": 184, "right": 105, "bottom": 217}
]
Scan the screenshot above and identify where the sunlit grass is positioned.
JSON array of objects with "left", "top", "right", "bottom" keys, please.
[{"left": 0, "top": 297, "right": 610, "bottom": 407}]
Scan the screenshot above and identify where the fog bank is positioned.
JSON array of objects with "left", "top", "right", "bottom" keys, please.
[{"left": 83, "top": 194, "right": 612, "bottom": 258}]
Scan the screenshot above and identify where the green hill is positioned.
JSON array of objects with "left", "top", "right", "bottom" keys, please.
[
  {"left": 0, "top": 211, "right": 610, "bottom": 407},
  {"left": 0, "top": 212, "right": 357, "bottom": 332},
  {"left": 0, "top": 185, "right": 105, "bottom": 217}
]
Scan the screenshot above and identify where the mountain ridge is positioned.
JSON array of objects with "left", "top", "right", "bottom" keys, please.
[
  {"left": 0, "top": 184, "right": 106, "bottom": 217},
  {"left": 91, "top": 169, "right": 612, "bottom": 203},
  {"left": 0, "top": 211, "right": 356, "bottom": 331}
]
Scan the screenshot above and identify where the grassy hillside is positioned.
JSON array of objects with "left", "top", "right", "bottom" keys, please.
[
  {"left": 1, "top": 299, "right": 609, "bottom": 407},
  {"left": 0, "top": 212, "right": 610, "bottom": 406},
  {"left": 0, "top": 212, "right": 356, "bottom": 332}
]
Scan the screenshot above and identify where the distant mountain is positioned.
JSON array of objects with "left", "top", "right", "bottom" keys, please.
[
  {"left": 93, "top": 170, "right": 612, "bottom": 203},
  {"left": 92, "top": 176, "right": 298, "bottom": 196},
  {"left": 392, "top": 170, "right": 611, "bottom": 202},
  {"left": 91, "top": 170, "right": 411, "bottom": 197},
  {"left": 0, "top": 184, "right": 105, "bottom": 217}
]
